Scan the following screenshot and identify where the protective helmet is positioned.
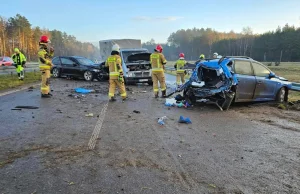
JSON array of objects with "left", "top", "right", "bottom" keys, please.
[
  {"left": 155, "top": 44, "right": 163, "bottom": 53},
  {"left": 199, "top": 54, "right": 205, "bottom": 59},
  {"left": 112, "top": 44, "right": 120, "bottom": 52},
  {"left": 14, "top": 48, "right": 20, "bottom": 53},
  {"left": 213, "top": 52, "right": 218, "bottom": 57},
  {"left": 40, "top": 35, "right": 50, "bottom": 43},
  {"left": 179, "top": 53, "right": 185, "bottom": 58}
]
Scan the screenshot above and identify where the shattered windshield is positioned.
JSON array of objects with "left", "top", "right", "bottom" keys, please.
[{"left": 122, "top": 51, "right": 147, "bottom": 63}]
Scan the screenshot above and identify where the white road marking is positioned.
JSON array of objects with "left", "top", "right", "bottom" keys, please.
[
  {"left": 88, "top": 103, "right": 108, "bottom": 150},
  {"left": 0, "top": 83, "right": 40, "bottom": 97}
]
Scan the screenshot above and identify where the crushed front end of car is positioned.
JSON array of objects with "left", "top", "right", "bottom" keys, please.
[{"left": 179, "top": 58, "right": 238, "bottom": 110}]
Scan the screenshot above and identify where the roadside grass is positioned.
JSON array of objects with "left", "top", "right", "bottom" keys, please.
[
  {"left": 165, "top": 61, "right": 300, "bottom": 101},
  {"left": 0, "top": 72, "right": 41, "bottom": 91}
]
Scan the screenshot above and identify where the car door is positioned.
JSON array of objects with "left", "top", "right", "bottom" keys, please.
[
  {"left": 60, "top": 57, "right": 77, "bottom": 75},
  {"left": 233, "top": 60, "right": 256, "bottom": 102},
  {"left": 252, "top": 62, "right": 277, "bottom": 100}
]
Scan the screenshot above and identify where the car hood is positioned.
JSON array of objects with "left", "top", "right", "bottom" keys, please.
[{"left": 127, "top": 53, "right": 151, "bottom": 62}]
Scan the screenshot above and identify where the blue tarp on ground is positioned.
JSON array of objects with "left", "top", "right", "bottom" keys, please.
[{"left": 74, "top": 88, "right": 93, "bottom": 94}]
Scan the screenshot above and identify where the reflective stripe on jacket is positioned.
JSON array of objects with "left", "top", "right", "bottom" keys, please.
[
  {"left": 105, "top": 55, "right": 122, "bottom": 79},
  {"left": 150, "top": 52, "right": 167, "bottom": 72},
  {"left": 38, "top": 45, "right": 53, "bottom": 71},
  {"left": 176, "top": 59, "right": 186, "bottom": 73}
]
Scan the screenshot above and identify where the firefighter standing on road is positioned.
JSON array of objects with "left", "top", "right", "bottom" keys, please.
[
  {"left": 11, "top": 48, "right": 26, "bottom": 80},
  {"left": 105, "top": 44, "right": 127, "bottom": 102},
  {"left": 174, "top": 53, "right": 186, "bottom": 86},
  {"left": 38, "top": 35, "right": 54, "bottom": 98},
  {"left": 150, "top": 44, "right": 167, "bottom": 98}
]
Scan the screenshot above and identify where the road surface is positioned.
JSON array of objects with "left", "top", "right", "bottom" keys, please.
[{"left": 0, "top": 77, "right": 299, "bottom": 194}]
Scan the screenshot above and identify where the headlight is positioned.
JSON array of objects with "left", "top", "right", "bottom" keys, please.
[
  {"left": 127, "top": 72, "right": 134, "bottom": 77},
  {"left": 92, "top": 69, "right": 100, "bottom": 72}
]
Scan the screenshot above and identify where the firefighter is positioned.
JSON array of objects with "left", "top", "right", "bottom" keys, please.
[
  {"left": 105, "top": 44, "right": 127, "bottom": 102},
  {"left": 213, "top": 52, "right": 218, "bottom": 59},
  {"left": 174, "top": 53, "right": 186, "bottom": 86},
  {"left": 150, "top": 44, "right": 167, "bottom": 98},
  {"left": 199, "top": 54, "right": 205, "bottom": 61},
  {"left": 38, "top": 35, "right": 54, "bottom": 98},
  {"left": 11, "top": 48, "right": 26, "bottom": 80}
]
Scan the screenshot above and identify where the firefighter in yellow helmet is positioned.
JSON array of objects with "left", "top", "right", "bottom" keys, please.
[
  {"left": 11, "top": 48, "right": 26, "bottom": 80},
  {"left": 38, "top": 35, "right": 54, "bottom": 98},
  {"left": 105, "top": 44, "right": 127, "bottom": 102},
  {"left": 174, "top": 53, "right": 187, "bottom": 86},
  {"left": 150, "top": 44, "right": 167, "bottom": 98}
]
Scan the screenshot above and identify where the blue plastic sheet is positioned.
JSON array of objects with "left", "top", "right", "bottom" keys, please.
[{"left": 74, "top": 88, "right": 93, "bottom": 94}]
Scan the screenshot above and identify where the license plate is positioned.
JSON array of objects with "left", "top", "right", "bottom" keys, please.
[{"left": 139, "top": 79, "right": 148, "bottom": 82}]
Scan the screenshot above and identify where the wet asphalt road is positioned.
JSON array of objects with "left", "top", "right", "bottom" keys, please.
[{"left": 0, "top": 77, "right": 299, "bottom": 194}]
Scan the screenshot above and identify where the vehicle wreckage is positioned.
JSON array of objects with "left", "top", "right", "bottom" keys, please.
[
  {"left": 175, "top": 58, "right": 237, "bottom": 111},
  {"left": 172, "top": 56, "right": 300, "bottom": 111}
]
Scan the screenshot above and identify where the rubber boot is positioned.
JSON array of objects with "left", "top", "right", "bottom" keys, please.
[
  {"left": 154, "top": 92, "right": 159, "bottom": 98},
  {"left": 18, "top": 73, "right": 21, "bottom": 80},
  {"left": 109, "top": 97, "right": 116, "bottom": 102},
  {"left": 161, "top": 90, "right": 167, "bottom": 98},
  {"left": 41, "top": 94, "right": 51, "bottom": 98}
]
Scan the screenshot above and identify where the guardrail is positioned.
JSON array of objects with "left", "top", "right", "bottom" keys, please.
[{"left": 0, "top": 62, "right": 39, "bottom": 76}]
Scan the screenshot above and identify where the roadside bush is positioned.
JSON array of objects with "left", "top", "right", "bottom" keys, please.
[
  {"left": 275, "top": 62, "right": 280, "bottom": 66},
  {"left": 267, "top": 62, "right": 273, "bottom": 66}
]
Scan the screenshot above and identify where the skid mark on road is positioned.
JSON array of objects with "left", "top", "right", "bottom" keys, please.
[{"left": 88, "top": 103, "right": 108, "bottom": 150}]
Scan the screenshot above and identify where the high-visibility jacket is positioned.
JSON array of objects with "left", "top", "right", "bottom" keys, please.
[
  {"left": 38, "top": 45, "right": 54, "bottom": 71},
  {"left": 150, "top": 52, "right": 167, "bottom": 72},
  {"left": 175, "top": 59, "right": 186, "bottom": 73},
  {"left": 105, "top": 54, "right": 122, "bottom": 79},
  {"left": 11, "top": 52, "right": 26, "bottom": 66}
]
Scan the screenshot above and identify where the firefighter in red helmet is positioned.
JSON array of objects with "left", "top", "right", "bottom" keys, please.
[
  {"left": 150, "top": 44, "right": 167, "bottom": 98},
  {"left": 38, "top": 35, "right": 54, "bottom": 98}
]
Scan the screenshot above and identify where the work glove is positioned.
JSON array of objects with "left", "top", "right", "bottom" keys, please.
[{"left": 174, "top": 64, "right": 177, "bottom": 69}]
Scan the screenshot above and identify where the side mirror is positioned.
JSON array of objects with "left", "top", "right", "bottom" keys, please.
[{"left": 269, "top": 72, "right": 276, "bottom": 78}]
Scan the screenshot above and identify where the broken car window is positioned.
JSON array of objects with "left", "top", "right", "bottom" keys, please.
[{"left": 234, "top": 60, "right": 253, "bottom": 75}]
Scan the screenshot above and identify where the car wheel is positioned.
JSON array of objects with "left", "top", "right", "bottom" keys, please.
[
  {"left": 84, "top": 71, "right": 93, "bottom": 81},
  {"left": 148, "top": 81, "right": 153, "bottom": 86},
  {"left": 276, "top": 87, "right": 286, "bottom": 103},
  {"left": 52, "top": 68, "right": 60, "bottom": 78}
]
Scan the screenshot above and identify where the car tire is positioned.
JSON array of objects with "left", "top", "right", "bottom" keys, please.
[
  {"left": 84, "top": 71, "right": 93, "bottom": 81},
  {"left": 52, "top": 68, "right": 60, "bottom": 78},
  {"left": 148, "top": 81, "right": 153, "bottom": 86},
  {"left": 276, "top": 87, "right": 287, "bottom": 103}
]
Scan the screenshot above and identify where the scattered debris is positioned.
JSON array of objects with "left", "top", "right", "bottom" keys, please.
[
  {"left": 133, "top": 110, "right": 140, "bottom": 114},
  {"left": 15, "top": 106, "right": 39, "bottom": 109},
  {"left": 210, "top": 149, "right": 212, "bottom": 151},
  {"left": 141, "top": 187, "right": 152, "bottom": 191},
  {"left": 241, "top": 157, "right": 244, "bottom": 159},
  {"left": 28, "top": 86, "right": 35, "bottom": 90},
  {"left": 32, "top": 116, "right": 35, "bottom": 119},
  {"left": 128, "top": 115, "right": 131, "bottom": 118},
  {"left": 68, "top": 182, "right": 75, "bottom": 186},
  {"left": 11, "top": 108, "right": 22, "bottom": 111},
  {"left": 212, "top": 133, "right": 216, "bottom": 137},
  {"left": 74, "top": 88, "right": 93, "bottom": 94},
  {"left": 141, "top": 91, "right": 147, "bottom": 93},
  {"left": 158, "top": 116, "right": 167, "bottom": 125},
  {"left": 85, "top": 113, "right": 94, "bottom": 117},
  {"left": 178, "top": 116, "right": 192, "bottom": 124},
  {"left": 165, "top": 98, "right": 177, "bottom": 106},
  {"left": 126, "top": 87, "right": 132, "bottom": 91},
  {"left": 208, "top": 184, "right": 216, "bottom": 188},
  {"left": 277, "top": 103, "right": 287, "bottom": 110},
  {"left": 56, "top": 109, "right": 63, "bottom": 113},
  {"left": 175, "top": 94, "right": 184, "bottom": 101},
  {"left": 178, "top": 155, "right": 182, "bottom": 158}
]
